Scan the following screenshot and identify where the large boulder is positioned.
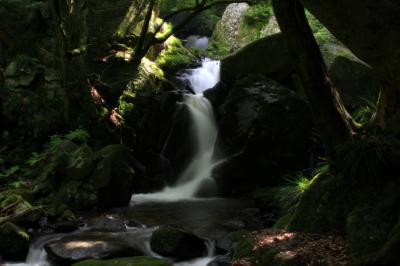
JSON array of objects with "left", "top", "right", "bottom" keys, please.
[
  {"left": 299, "top": 0, "right": 400, "bottom": 77},
  {"left": 150, "top": 226, "right": 207, "bottom": 261},
  {"left": 221, "top": 34, "right": 292, "bottom": 84},
  {"left": 220, "top": 33, "right": 380, "bottom": 112},
  {"left": 45, "top": 233, "right": 143, "bottom": 265},
  {"left": 0, "top": 222, "right": 30, "bottom": 261},
  {"left": 91, "top": 145, "right": 139, "bottom": 209},
  {"left": 211, "top": 75, "right": 314, "bottom": 195},
  {"left": 328, "top": 53, "right": 380, "bottom": 110},
  {"left": 55, "top": 142, "right": 143, "bottom": 210},
  {"left": 214, "top": 3, "right": 250, "bottom": 50}
]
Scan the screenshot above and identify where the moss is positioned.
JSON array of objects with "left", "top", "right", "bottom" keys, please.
[
  {"left": 206, "top": 40, "right": 231, "bottom": 59},
  {"left": 156, "top": 37, "right": 195, "bottom": 74},
  {"left": 72, "top": 256, "right": 172, "bottom": 266},
  {"left": 287, "top": 173, "right": 350, "bottom": 234},
  {"left": 232, "top": 231, "right": 255, "bottom": 260},
  {"left": 0, "top": 222, "right": 30, "bottom": 260}
]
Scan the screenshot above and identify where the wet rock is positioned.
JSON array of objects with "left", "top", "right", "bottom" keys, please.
[
  {"left": 150, "top": 226, "right": 207, "bottom": 261},
  {"left": 222, "top": 220, "right": 246, "bottom": 231},
  {"left": 195, "top": 178, "right": 218, "bottom": 198},
  {"left": 45, "top": 233, "right": 142, "bottom": 265},
  {"left": 0, "top": 222, "right": 30, "bottom": 261},
  {"left": 72, "top": 256, "right": 172, "bottom": 266},
  {"left": 207, "top": 255, "right": 231, "bottom": 266},
  {"left": 91, "top": 217, "right": 127, "bottom": 232}
]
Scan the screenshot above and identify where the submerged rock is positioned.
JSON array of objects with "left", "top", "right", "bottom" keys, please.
[
  {"left": 0, "top": 222, "right": 30, "bottom": 260},
  {"left": 150, "top": 226, "right": 207, "bottom": 261},
  {"left": 45, "top": 233, "right": 142, "bottom": 265},
  {"left": 72, "top": 256, "right": 172, "bottom": 266},
  {"left": 90, "top": 217, "right": 127, "bottom": 232}
]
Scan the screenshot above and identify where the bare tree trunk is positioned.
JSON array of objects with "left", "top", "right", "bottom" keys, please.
[
  {"left": 272, "top": 0, "right": 353, "bottom": 160},
  {"left": 373, "top": 67, "right": 400, "bottom": 132},
  {"left": 134, "top": 0, "right": 157, "bottom": 63}
]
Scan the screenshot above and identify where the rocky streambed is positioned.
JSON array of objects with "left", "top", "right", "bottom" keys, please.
[{"left": 5, "top": 198, "right": 263, "bottom": 266}]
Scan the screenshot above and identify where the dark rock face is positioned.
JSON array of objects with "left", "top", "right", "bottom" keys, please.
[
  {"left": 92, "top": 145, "right": 138, "bottom": 209},
  {"left": 300, "top": 0, "right": 400, "bottom": 75},
  {"left": 150, "top": 226, "right": 207, "bottom": 261},
  {"left": 136, "top": 90, "right": 197, "bottom": 189},
  {"left": 221, "top": 34, "right": 293, "bottom": 85},
  {"left": 212, "top": 75, "right": 314, "bottom": 195},
  {"left": 0, "top": 222, "right": 30, "bottom": 261},
  {"left": 45, "top": 233, "right": 142, "bottom": 265},
  {"left": 329, "top": 55, "right": 380, "bottom": 110},
  {"left": 55, "top": 143, "right": 143, "bottom": 210}
]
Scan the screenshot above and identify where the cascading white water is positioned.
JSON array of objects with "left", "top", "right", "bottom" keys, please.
[
  {"left": 133, "top": 58, "right": 221, "bottom": 202},
  {"left": 185, "top": 36, "right": 209, "bottom": 50}
]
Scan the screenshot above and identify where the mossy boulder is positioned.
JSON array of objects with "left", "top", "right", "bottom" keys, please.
[
  {"left": 0, "top": 222, "right": 30, "bottom": 260},
  {"left": 72, "top": 256, "right": 172, "bottom": 266},
  {"left": 150, "top": 226, "right": 207, "bottom": 261}
]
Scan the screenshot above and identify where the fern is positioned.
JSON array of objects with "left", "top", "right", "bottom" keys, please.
[
  {"left": 64, "top": 129, "right": 90, "bottom": 144},
  {"left": 0, "top": 165, "right": 20, "bottom": 178}
]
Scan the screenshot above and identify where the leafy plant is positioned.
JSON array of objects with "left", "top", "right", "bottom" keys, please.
[
  {"left": 352, "top": 97, "right": 377, "bottom": 125},
  {"left": 0, "top": 166, "right": 20, "bottom": 178},
  {"left": 64, "top": 129, "right": 90, "bottom": 144},
  {"left": 335, "top": 137, "right": 389, "bottom": 183},
  {"left": 8, "top": 180, "right": 25, "bottom": 189},
  {"left": 244, "top": 0, "right": 273, "bottom": 26}
]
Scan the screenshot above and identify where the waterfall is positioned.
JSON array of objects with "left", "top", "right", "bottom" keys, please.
[
  {"left": 133, "top": 59, "right": 221, "bottom": 202},
  {"left": 185, "top": 36, "right": 209, "bottom": 50}
]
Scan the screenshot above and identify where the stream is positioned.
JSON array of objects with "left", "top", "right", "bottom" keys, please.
[{"left": 5, "top": 38, "right": 254, "bottom": 266}]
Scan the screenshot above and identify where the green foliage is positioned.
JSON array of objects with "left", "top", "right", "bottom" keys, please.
[
  {"left": 156, "top": 37, "right": 194, "bottom": 73},
  {"left": 335, "top": 136, "right": 392, "bottom": 183},
  {"left": 25, "top": 129, "right": 90, "bottom": 179},
  {"left": 0, "top": 166, "right": 20, "bottom": 178},
  {"left": 244, "top": 0, "right": 273, "bottom": 26},
  {"left": 8, "top": 180, "right": 25, "bottom": 189},
  {"left": 64, "top": 129, "right": 90, "bottom": 144},
  {"left": 306, "top": 11, "right": 337, "bottom": 45},
  {"left": 206, "top": 40, "right": 231, "bottom": 59},
  {"left": 352, "top": 97, "right": 377, "bottom": 125}
]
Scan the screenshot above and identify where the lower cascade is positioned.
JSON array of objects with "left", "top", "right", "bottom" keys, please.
[{"left": 133, "top": 58, "right": 221, "bottom": 203}]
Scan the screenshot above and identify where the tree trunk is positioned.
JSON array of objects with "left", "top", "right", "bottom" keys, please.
[
  {"left": 134, "top": 0, "right": 157, "bottom": 63},
  {"left": 272, "top": 0, "right": 353, "bottom": 160},
  {"left": 373, "top": 67, "right": 400, "bottom": 132}
]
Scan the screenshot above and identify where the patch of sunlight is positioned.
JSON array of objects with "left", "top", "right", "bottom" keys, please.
[
  {"left": 156, "top": 22, "right": 173, "bottom": 40},
  {"left": 65, "top": 241, "right": 107, "bottom": 249},
  {"left": 141, "top": 57, "right": 164, "bottom": 79},
  {"left": 255, "top": 231, "right": 296, "bottom": 249}
]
